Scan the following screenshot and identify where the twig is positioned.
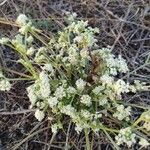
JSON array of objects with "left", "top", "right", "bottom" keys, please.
[
  {"left": 65, "top": 122, "right": 72, "bottom": 150},
  {"left": 0, "top": 109, "right": 35, "bottom": 115},
  {"left": 12, "top": 126, "right": 52, "bottom": 150},
  {"left": 0, "top": 0, "right": 7, "bottom": 6}
]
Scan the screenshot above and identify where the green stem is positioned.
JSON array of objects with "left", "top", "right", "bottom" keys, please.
[
  {"left": 8, "top": 77, "right": 34, "bottom": 81},
  {"left": 132, "top": 117, "right": 142, "bottom": 127},
  {"left": 6, "top": 44, "right": 38, "bottom": 79},
  {"left": 84, "top": 128, "right": 91, "bottom": 150},
  {"left": 30, "top": 30, "right": 48, "bottom": 47}
]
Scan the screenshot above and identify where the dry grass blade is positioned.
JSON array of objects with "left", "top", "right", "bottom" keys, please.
[
  {"left": 0, "top": 18, "right": 18, "bottom": 27},
  {"left": 12, "top": 126, "right": 52, "bottom": 150},
  {"left": 0, "top": 109, "right": 35, "bottom": 115},
  {"left": 0, "top": 0, "right": 150, "bottom": 149},
  {"left": 0, "top": 0, "right": 7, "bottom": 6}
]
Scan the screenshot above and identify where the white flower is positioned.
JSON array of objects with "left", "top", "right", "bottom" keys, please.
[
  {"left": 71, "top": 20, "right": 88, "bottom": 34},
  {"left": 66, "top": 12, "right": 77, "bottom": 23},
  {"left": 68, "top": 45, "right": 78, "bottom": 64},
  {"left": 80, "top": 48, "right": 89, "bottom": 59},
  {"left": 27, "top": 85, "right": 37, "bottom": 106},
  {"left": 60, "top": 104, "right": 76, "bottom": 118},
  {"left": 113, "top": 105, "right": 131, "bottom": 121},
  {"left": 99, "top": 49, "right": 129, "bottom": 75},
  {"left": 129, "top": 85, "right": 137, "bottom": 93},
  {"left": 109, "top": 68, "right": 117, "bottom": 76},
  {"left": 134, "top": 80, "right": 145, "bottom": 91},
  {"left": 115, "top": 127, "right": 136, "bottom": 147},
  {"left": 51, "top": 123, "right": 62, "bottom": 134},
  {"left": 42, "top": 64, "right": 54, "bottom": 74},
  {"left": 92, "top": 86, "right": 104, "bottom": 95},
  {"left": 98, "top": 48, "right": 112, "bottom": 59},
  {"left": 0, "top": 72, "right": 3, "bottom": 78},
  {"left": 38, "top": 47, "right": 47, "bottom": 52},
  {"left": 72, "top": 12, "right": 77, "bottom": 18},
  {"left": 34, "top": 109, "right": 45, "bottom": 121},
  {"left": 81, "top": 109, "right": 92, "bottom": 119},
  {"left": 54, "top": 86, "right": 66, "bottom": 99},
  {"left": 117, "top": 55, "right": 129, "bottom": 73},
  {"left": 34, "top": 47, "right": 47, "bottom": 62},
  {"left": 106, "top": 57, "right": 116, "bottom": 68},
  {"left": 19, "top": 22, "right": 32, "bottom": 34},
  {"left": 99, "top": 98, "right": 108, "bottom": 106},
  {"left": 36, "top": 101, "right": 46, "bottom": 109},
  {"left": 97, "top": 48, "right": 128, "bottom": 75},
  {"left": 26, "top": 35, "right": 34, "bottom": 43},
  {"left": 76, "top": 78, "right": 86, "bottom": 91},
  {"left": 0, "top": 37, "right": 9, "bottom": 45},
  {"left": 39, "top": 71, "right": 51, "bottom": 98},
  {"left": 113, "top": 79, "right": 129, "bottom": 96},
  {"left": 26, "top": 47, "right": 35, "bottom": 56},
  {"left": 34, "top": 54, "right": 46, "bottom": 63},
  {"left": 103, "top": 56, "right": 117, "bottom": 75},
  {"left": 51, "top": 124, "right": 58, "bottom": 134},
  {"left": 83, "top": 32, "right": 97, "bottom": 47},
  {"left": 0, "top": 78, "right": 11, "bottom": 91},
  {"left": 80, "top": 95, "right": 92, "bottom": 106},
  {"left": 94, "top": 113, "right": 102, "bottom": 119},
  {"left": 100, "top": 74, "right": 114, "bottom": 86},
  {"left": 139, "top": 138, "right": 149, "bottom": 147},
  {"left": 75, "top": 124, "right": 83, "bottom": 134},
  {"left": 74, "top": 35, "right": 83, "bottom": 43},
  {"left": 47, "top": 97, "right": 58, "bottom": 108},
  {"left": 74, "top": 31, "right": 97, "bottom": 48},
  {"left": 67, "top": 86, "right": 76, "bottom": 94},
  {"left": 16, "top": 14, "right": 29, "bottom": 26}
]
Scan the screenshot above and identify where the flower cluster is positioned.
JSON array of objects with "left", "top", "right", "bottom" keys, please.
[
  {"left": 115, "top": 127, "right": 136, "bottom": 147},
  {"left": 113, "top": 105, "right": 131, "bottom": 121},
  {"left": 115, "top": 127, "right": 150, "bottom": 148},
  {"left": 51, "top": 123, "right": 62, "bottom": 134},
  {"left": 92, "top": 48, "right": 129, "bottom": 76},
  {"left": 80, "top": 95, "right": 92, "bottom": 106},
  {"left": 16, "top": 14, "right": 36, "bottom": 35},
  {"left": 0, "top": 13, "right": 149, "bottom": 148},
  {"left": 0, "top": 71, "right": 11, "bottom": 91},
  {"left": 34, "top": 109, "right": 45, "bottom": 121},
  {"left": 139, "top": 138, "right": 149, "bottom": 147}
]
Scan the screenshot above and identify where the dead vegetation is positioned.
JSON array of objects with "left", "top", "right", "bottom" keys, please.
[{"left": 0, "top": 0, "right": 150, "bottom": 150}]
